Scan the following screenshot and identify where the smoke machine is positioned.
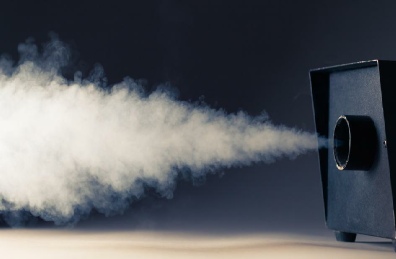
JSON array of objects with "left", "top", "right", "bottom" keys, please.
[{"left": 310, "top": 60, "right": 396, "bottom": 251}]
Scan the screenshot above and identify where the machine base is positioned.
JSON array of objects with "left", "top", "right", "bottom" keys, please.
[
  {"left": 334, "top": 231, "right": 356, "bottom": 242},
  {"left": 335, "top": 231, "right": 396, "bottom": 252}
]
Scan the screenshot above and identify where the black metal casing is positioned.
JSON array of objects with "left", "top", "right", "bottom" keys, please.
[{"left": 310, "top": 60, "right": 396, "bottom": 241}]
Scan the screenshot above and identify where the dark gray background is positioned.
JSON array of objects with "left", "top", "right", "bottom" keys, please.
[{"left": 1, "top": 0, "right": 396, "bottom": 235}]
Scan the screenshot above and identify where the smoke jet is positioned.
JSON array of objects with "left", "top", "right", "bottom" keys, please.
[{"left": 0, "top": 37, "right": 323, "bottom": 226}]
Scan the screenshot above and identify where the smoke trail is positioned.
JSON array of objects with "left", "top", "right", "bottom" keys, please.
[{"left": 0, "top": 37, "right": 323, "bottom": 226}]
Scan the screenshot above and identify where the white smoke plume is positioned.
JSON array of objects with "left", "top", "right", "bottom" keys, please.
[{"left": 0, "top": 37, "right": 323, "bottom": 226}]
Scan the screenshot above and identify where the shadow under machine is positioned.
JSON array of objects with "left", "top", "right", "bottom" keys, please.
[{"left": 310, "top": 60, "right": 396, "bottom": 251}]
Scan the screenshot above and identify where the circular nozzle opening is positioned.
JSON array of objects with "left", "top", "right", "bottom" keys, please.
[
  {"left": 333, "top": 115, "right": 377, "bottom": 171},
  {"left": 334, "top": 116, "right": 350, "bottom": 170}
]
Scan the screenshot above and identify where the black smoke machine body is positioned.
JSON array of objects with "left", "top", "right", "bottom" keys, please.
[{"left": 310, "top": 60, "right": 396, "bottom": 251}]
